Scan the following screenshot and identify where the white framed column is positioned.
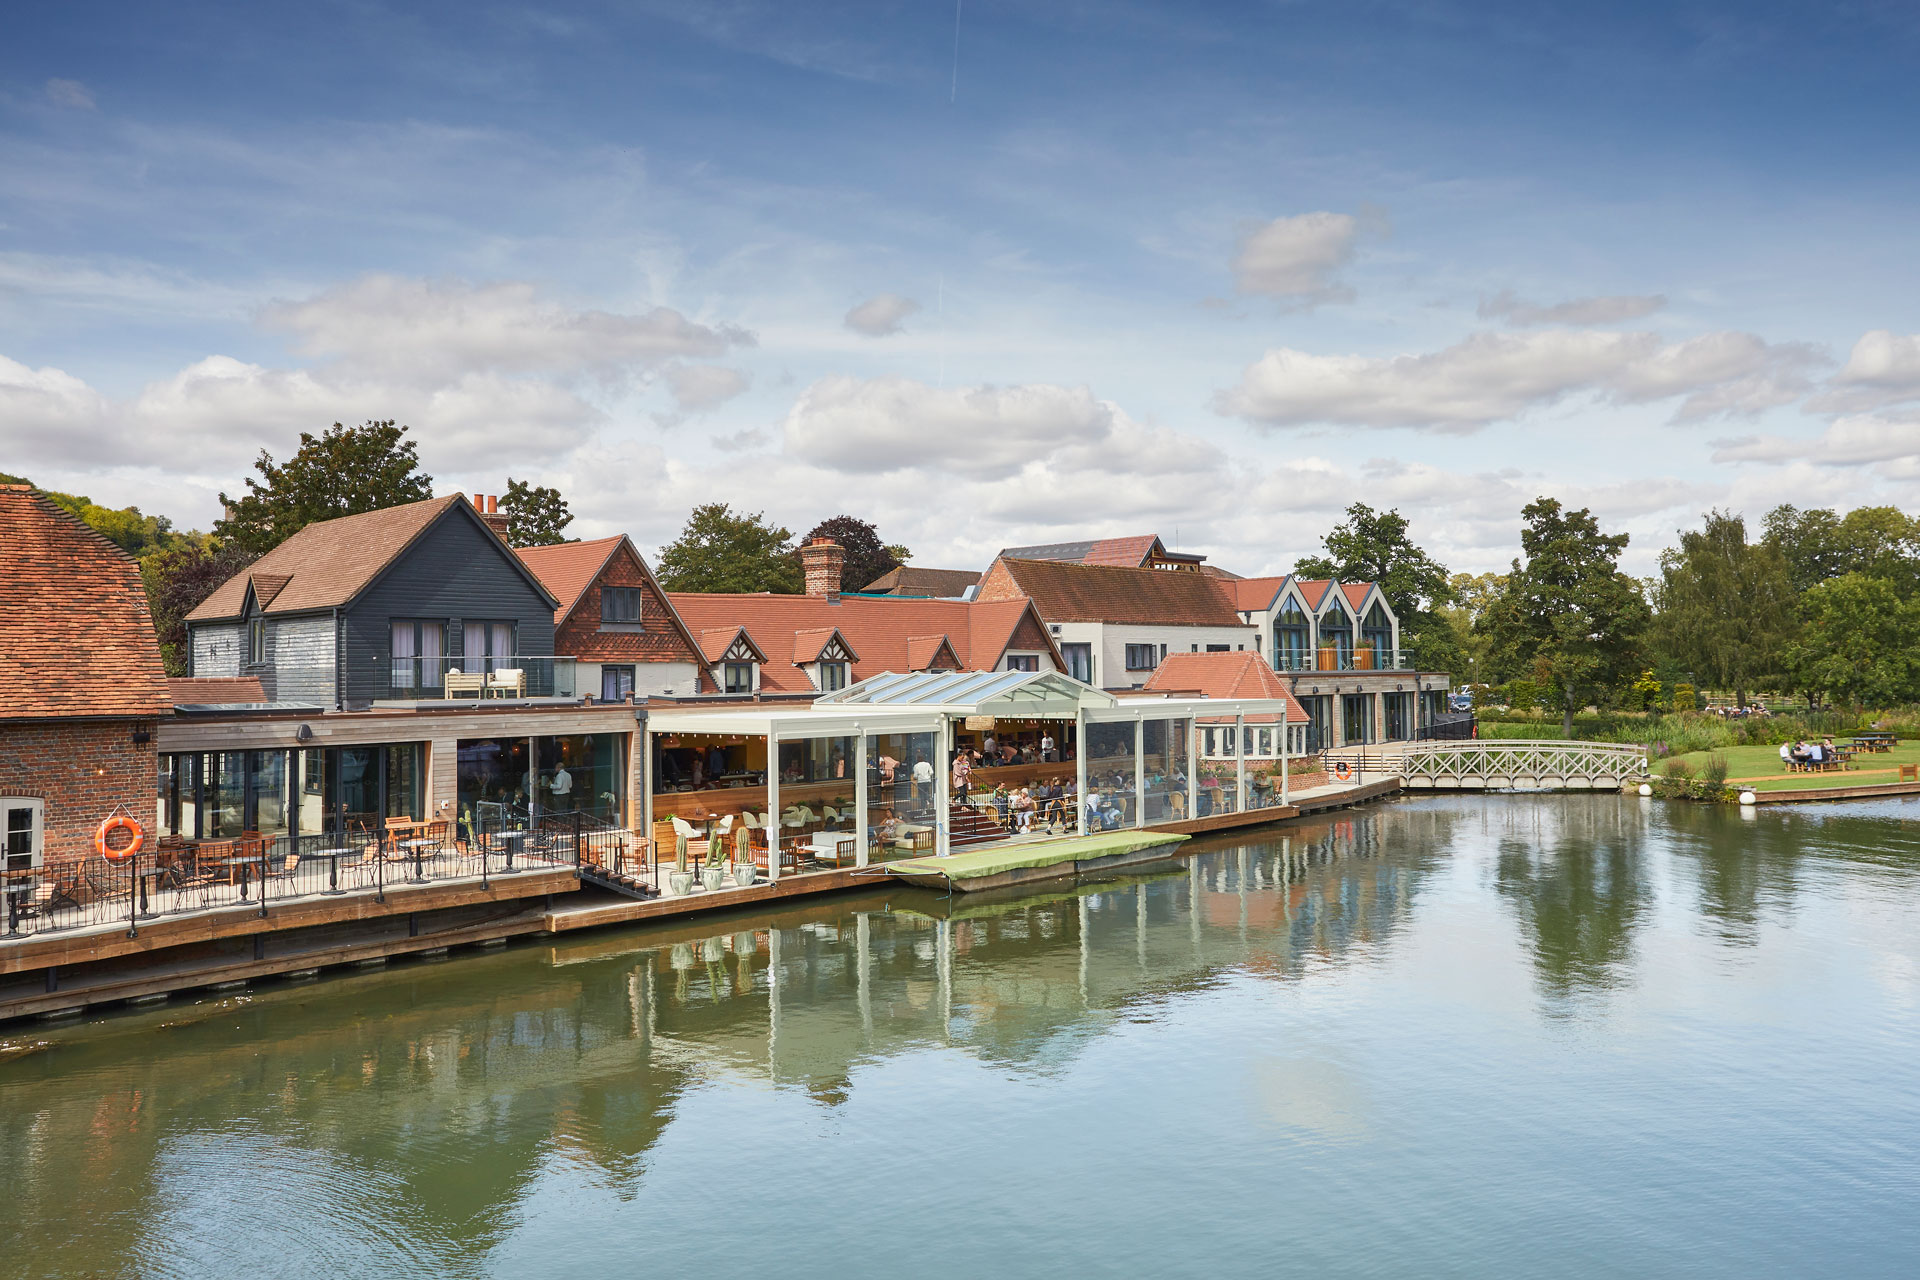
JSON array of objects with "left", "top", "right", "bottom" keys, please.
[
  {"left": 1280, "top": 705, "right": 1290, "bottom": 807},
  {"left": 1133, "top": 716, "right": 1145, "bottom": 829},
  {"left": 1074, "top": 709, "right": 1089, "bottom": 835},
  {"left": 1187, "top": 720, "right": 1198, "bottom": 822},
  {"left": 935, "top": 718, "right": 951, "bottom": 857},
  {"left": 1235, "top": 713, "right": 1247, "bottom": 813},
  {"left": 854, "top": 728, "right": 869, "bottom": 868},
  {"left": 765, "top": 732, "right": 780, "bottom": 882}
]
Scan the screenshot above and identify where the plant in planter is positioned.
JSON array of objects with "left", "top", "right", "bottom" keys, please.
[
  {"left": 732, "top": 825, "right": 757, "bottom": 887},
  {"left": 701, "top": 831, "right": 728, "bottom": 892},
  {"left": 669, "top": 828, "right": 695, "bottom": 896}
]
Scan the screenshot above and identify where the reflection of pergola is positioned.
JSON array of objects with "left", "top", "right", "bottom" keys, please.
[{"left": 644, "top": 669, "right": 1293, "bottom": 872}]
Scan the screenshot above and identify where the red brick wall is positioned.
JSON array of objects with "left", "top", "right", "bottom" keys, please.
[
  {"left": 0, "top": 719, "right": 157, "bottom": 864},
  {"left": 1003, "top": 608, "right": 1052, "bottom": 656},
  {"left": 556, "top": 546, "right": 703, "bottom": 664}
]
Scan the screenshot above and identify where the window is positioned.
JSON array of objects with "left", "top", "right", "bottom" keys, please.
[
  {"left": 390, "top": 619, "right": 446, "bottom": 691},
  {"left": 601, "top": 587, "right": 643, "bottom": 625},
  {"left": 1061, "top": 643, "right": 1093, "bottom": 683},
  {"left": 3, "top": 799, "right": 42, "bottom": 872},
  {"left": 724, "top": 662, "right": 754, "bottom": 693},
  {"left": 1125, "top": 644, "right": 1159, "bottom": 670},
  {"left": 1004, "top": 654, "right": 1038, "bottom": 673},
  {"left": 1206, "top": 644, "right": 1231, "bottom": 653},
  {"left": 248, "top": 617, "right": 266, "bottom": 666},
  {"left": 818, "top": 661, "right": 848, "bottom": 691},
  {"left": 601, "top": 665, "right": 636, "bottom": 701}
]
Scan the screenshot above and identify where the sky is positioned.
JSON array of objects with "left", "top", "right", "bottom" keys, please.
[{"left": 4, "top": 0, "right": 1919, "bottom": 578}]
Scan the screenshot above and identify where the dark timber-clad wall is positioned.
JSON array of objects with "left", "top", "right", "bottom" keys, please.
[{"left": 340, "top": 506, "right": 556, "bottom": 705}]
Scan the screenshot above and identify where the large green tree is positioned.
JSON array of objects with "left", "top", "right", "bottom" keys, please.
[
  {"left": 799, "top": 515, "right": 905, "bottom": 592},
  {"left": 1478, "top": 497, "right": 1650, "bottom": 736},
  {"left": 215, "top": 420, "right": 434, "bottom": 555},
  {"left": 1294, "top": 502, "right": 1455, "bottom": 667},
  {"left": 1784, "top": 572, "right": 1920, "bottom": 707},
  {"left": 499, "top": 477, "right": 573, "bottom": 547},
  {"left": 1, "top": 472, "right": 185, "bottom": 556},
  {"left": 140, "top": 538, "right": 259, "bottom": 676},
  {"left": 1763, "top": 503, "right": 1920, "bottom": 594},
  {"left": 1653, "top": 510, "right": 1796, "bottom": 707},
  {"left": 654, "top": 503, "right": 804, "bottom": 594}
]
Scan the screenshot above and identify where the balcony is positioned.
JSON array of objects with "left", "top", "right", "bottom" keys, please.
[
  {"left": 1274, "top": 649, "right": 1416, "bottom": 673},
  {"left": 381, "top": 655, "right": 579, "bottom": 702}
]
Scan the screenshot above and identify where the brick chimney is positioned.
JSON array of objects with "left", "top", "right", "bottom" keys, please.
[
  {"left": 474, "top": 493, "right": 511, "bottom": 541},
  {"left": 801, "top": 536, "right": 845, "bottom": 602}
]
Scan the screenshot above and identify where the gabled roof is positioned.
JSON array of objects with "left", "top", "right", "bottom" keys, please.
[
  {"left": 862, "top": 566, "right": 982, "bottom": 597},
  {"left": 1294, "top": 579, "right": 1337, "bottom": 611},
  {"left": 0, "top": 485, "right": 171, "bottom": 719},
  {"left": 792, "top": 626, "right": 860, "bottom": 665},
  {"left": 699, "top": 626, "right": 766, "bottom": 664},
  {"left": 514, "top": 533, "right": 706, "bottom": 662},
  {"left": 1343, "top": 583, "right": 1373, "bottom": 611},
  {"left": 818, "top": 668, "right": 1118, "bottom": 712},
  {"left": 996, "top": 534, "right": 1203, "bottom": 570},
  {"left": 905, "top": 634, "right": 960, "bottom": 670},
  {"left": 978, "top": 558, "right": 1245, "bottom": 627},
  {"left": 1229, "top": 576, "right": 1291, "bottom": 612},
  {"left": 189, "top": 494, "right": 557, "bottom": 622},
  {"left": 248, "top": 573, "right": 293, "bottom": 610},
  {"left": 666, "top": 591, "right": 1066, "bottom": 694},
  {"left": 1140, "top": 651, "right": 1308, "bottom": 722}
]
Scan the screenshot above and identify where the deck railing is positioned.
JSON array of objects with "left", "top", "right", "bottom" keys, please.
[
  {"left": 379, "top": 655, "right": 579, "bottom": 701},
  {"left": 1275, "top": 650, "right": 1418, "bottom": 673}
]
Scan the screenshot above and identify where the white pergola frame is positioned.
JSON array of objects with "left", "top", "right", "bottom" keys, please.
[{"left": 643, "top": 671, "right": 1294, "bottom": 877}]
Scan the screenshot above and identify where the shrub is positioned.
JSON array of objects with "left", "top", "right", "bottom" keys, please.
[
  {"left": 1662, "top": 757, "right": 1695, "bottom": 781},
  {"left": 1700, "top": 752, "right": 1729, "bottom": 786}
]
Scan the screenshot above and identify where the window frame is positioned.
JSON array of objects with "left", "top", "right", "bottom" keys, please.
[
  {"left": 724, "top": 662, "right": 755, "bottom": 694},
  {"left": 601, "top": 664, "right": 637, "bottom": 702},
  {"left": 1124, "top": 643, "right": 1159, "bottom": 671},
  {"left": 248, "top": 617, "right": 266, "bottom": 666},
  {"left": 600, "top": 586, "right": 645, "bottom": 626},
  {"left": 1060, "top": 642, "right": 1093, "bottom": 683},
  {"left": 818, "top": 661, "right": 848, "bottom": 691},
  {"left": 3, "top": 798, "right": 44, "bottom": 872},
  {"left": 1004, "top": 654, "right": 1039, "bottom": 673}
]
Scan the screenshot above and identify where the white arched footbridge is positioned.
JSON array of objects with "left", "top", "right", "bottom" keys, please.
[{"left": 1332, "top": 740, "right": 1649, "bottom": 791}]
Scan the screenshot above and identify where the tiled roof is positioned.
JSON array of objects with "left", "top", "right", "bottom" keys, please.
[
  {"left": 905, "top": 634, "right": 958, "bottom": 669},
  {"left": 977, "top": 557, "right": 1246, "bottom": 627},
  {"left": 699, "top": 626, "right": 764, "bottom": 664},
  {"left": 1229, "top": 576, "right": 1290, "bottom": 612},
  {"left": 167, "top": 676, "right": 267, "bottom": 705},
  {"left": 249, "top": 573, "right": 292, "bottom": 609},
  {"left": 1295, "top": 579, "right": 1335, "bottom": 610},
  {"left": 0, "top": 485, "right": 171, "bottom": 720},
  {"left": 998, "top": 534, "right": 1168, "bottom": 568},
  {"left": 1141, "top": 651, "right": 1308, "bottom": 722},
  {"left": 189, "top": 495, "right": 468, "bottom": 621},
  {"left": 1342, "top": 583, "right": 1375, "bottom": 612},
  {"left": 791, "top": 626, "right": 859, "bottom": 664},
  {"left": 514, "top": 536, "right": 624, "bottom": 621},
  {"left": 666, "top": 592, "right": 1063, "bottom": 694},
  {"left": 862, "top": 566, "right": 981, "bottom": 597}
]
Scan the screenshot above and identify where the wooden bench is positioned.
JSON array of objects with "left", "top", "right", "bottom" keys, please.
[{"left": 444, "top": 669, "right": 487, "bottom": 698}]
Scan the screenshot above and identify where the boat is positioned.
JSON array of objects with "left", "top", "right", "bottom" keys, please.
[{"left": 884, "top": 830, "right": 1192, "bottom": 893}]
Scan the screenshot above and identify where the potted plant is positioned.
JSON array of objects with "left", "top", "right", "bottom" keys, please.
[
  {"left": 1353, "top": 640, "right": 1376, "bottom": 670},
  {"left": 703, "top": 935, "right": 727, "bottom": 999},
  {"left": 1316, "top": 643, "right": 1338, "bottom": 671},
  {"left": 732, "top": 825, "right": 757, "bottom": 887},
  {"left": 669, "top": 829, "right": 695, "bottom": 896},
  {"left": 701, "top": 833, "right": 728, "bottom": 892}
]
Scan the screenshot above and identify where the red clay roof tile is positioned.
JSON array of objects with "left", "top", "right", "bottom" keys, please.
[
  {"left": 1141, "top": 651, "right": 1308, "bottom": 721},
  {"left": 977, "top": 557, "right": 1245, "bottom": 626}
]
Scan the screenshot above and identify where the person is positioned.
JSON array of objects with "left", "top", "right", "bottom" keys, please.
[
  {"left": 983, "top": 731, "right": 997, "bottom": 759},
  {"left": 912, "top": 754, "right": 934, "bottom": 808},
  {"left": 1012, "top": 787, "right": 1036, "bottom": 833},
  {"left": 1779, "top": 741, "right": 1796, "bottom": 770},
  {"left": 549, "top": 763, "right": 572, "bottom": 799},
  {"left": 1041, "top": 731, "right": 1055, "bottom": 762},
  {"left": 875, "top": 808, "right": 899, "bottom": 849},
  {"left": 992, "top": 783, "right": 1011, "bottom": 828},
  {"left": 952, "top": 752, "right": 973, "bottom": 804}
]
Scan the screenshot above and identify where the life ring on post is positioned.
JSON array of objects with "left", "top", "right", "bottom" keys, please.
[
  {"left": 1332, "top": 760, "right": 1354, "bottom": 782},
  {"left": 96, "top": 814, "right": 145, "bottom": 862}
]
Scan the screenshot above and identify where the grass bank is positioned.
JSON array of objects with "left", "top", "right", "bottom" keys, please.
[{"left": 1663, "top": 741, "right": 1920, "bottom": 792}]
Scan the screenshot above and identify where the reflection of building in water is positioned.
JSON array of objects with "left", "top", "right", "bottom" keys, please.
[{"left": 0, "top": 804, "right": 1459, "bottom": 1275}]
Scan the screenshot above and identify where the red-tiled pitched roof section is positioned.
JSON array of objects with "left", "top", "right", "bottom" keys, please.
[
  {"left": 863, "top": 566, "right": 981, "bottom": 597},
  {"left": 666, "top": 592, "right": 1062, "bottom": 692},
  {"left": 515, "top": 536, "right": 706, "bottom": 666},
  {"left": 975, "top": 557, "right": 1244, "bottom": 626},
  {"left": 0, "top": 486, "right": 171, "bottom": 719},
  {"left": 1342, "top": 583, "right": 1374, "bottom": 611},
  {"left": 905, "top": 635, "right": 960, "bottom": 669},
  {"left": 1294, "top": 579, "right": 1335, "bottom": 610},
  {"left": 167, "top": 677, "right": 267, "bottom": 705},
  {"left": 1229, "top": 576, "right": 1290, "bottom": 612},
  {"left": 792, "top": 627, "right": 860, "bottom": 664},
  {"left": 1140, "top": 651, "right": 1308, "bottom": 721},
  {"left": 1080, "top": 535, "right": 1162, "bottom": 567},
  {"left": 698, "top": 626, "right": 765, "bottom": 664},
  {"left": 188, "top": 495, "right": 465, "bottom": 621}
]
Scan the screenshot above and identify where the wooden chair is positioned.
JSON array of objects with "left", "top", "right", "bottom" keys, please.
[
  {"left": 444, "top": 668, "right": 488, "bottom": 698},
  {"left": 487, "top": 667, "right": 527, "bottom": 698},
  {"left": 669, "top": 817, "right": 707, "bottom": 866}
]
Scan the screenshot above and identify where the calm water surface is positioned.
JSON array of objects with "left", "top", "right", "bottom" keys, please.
[{"left": 4, "top": 795, "right": 1919, "bottom": 1279}]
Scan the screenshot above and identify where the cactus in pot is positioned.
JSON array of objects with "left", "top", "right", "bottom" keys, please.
[
  {"left": 668, "top": 829, "right": 694, "bottom": 896},
  {"left": 732, "top": 824, "right": 757, "bottom": 886}
]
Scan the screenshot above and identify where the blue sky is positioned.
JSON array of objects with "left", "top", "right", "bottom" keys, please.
[{"left": 4, "top": 0, "right": 1918, "bottom": 576}]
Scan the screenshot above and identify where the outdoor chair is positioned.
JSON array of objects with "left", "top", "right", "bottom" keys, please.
[
  {"left": 669, "top": 817, "right": 707, "bottom": 865},
  {"left": 487, "top": 667, "right": 527, "bottom": 698},
  {"left": 18, "top": 879, "right": 80, "bottom": 924},
  {"left": 444, "top": 668, "right": 488, "bottom": 698},
  {"left": 1901, "top": 764, "right": 1917, "bottom": 782}
]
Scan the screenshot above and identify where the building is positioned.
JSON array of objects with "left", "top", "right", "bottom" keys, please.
[
  {"left": 974, "top": 556, "right": 1259, "bottom": 688},
  {"left": 513, "top": 534, "right": 706, "bottom": 701},
  {"left": 859, "top": 566, "right": 981, "bottom": 598},
  {"left": 0, "top": 485, "right": 173, "bottom": 872},
  {"left": 667, "top": 538, "right": 1064, "bottom": 695},
  {"left": 996, "top": 533, "right": 1209, "bottom": 572},
  {"left": 1143, "top": 650, "right": 1311, "bottom": 761}
]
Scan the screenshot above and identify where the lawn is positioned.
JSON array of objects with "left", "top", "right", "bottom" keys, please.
[{"left": 1667, "top": 739, "right": 1920, "bottom": 791}]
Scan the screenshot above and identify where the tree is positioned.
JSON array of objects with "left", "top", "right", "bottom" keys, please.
[
  {"left": 1295, "top": 502, "right": 1455, "bottom": 667},
  {"left": 798, "top": 515, "right": 904, "bottom": 593},
  {"left": 499, "top": 477, "right": 573, "bottom": 547},
  {"left": 1653, "top": 510, "right": 1796, "bottom": 707},
  {"left": 1763, "top": 503, "right": 1920, "bottom": 594},
  {"left": 140, "top": 538, "right": 258, "bottom": 676},
  {"left": 1784, "top": 573, "right": 1920, "bottom": 707},
  {"left": 654, "top": 503, "right": 804, "bottom": 594},
  {"left": 1478, "top": 497, "right": 1650, "bottom": 737},
  {"left": 215, "top": 421, "right": 433, "bottom": 555},
  {"left": 2, "top": 473, "right": 185, "bottom": 556}
]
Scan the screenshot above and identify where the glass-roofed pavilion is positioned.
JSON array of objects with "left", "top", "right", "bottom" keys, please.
[{"left": 643, "top": 669, "right": 1296, "bottom": 884}]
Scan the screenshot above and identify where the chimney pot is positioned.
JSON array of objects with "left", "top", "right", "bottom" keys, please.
[
  {"left": 473, "top": 494, "right": 485, "bottom": 510},
  {"left": 800, "top": 537, "right": 846, "bottom": 602},
  {"left": 487, "top": 495, "right": 498, "bottom": 514}
]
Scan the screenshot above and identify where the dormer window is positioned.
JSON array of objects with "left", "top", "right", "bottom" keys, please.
[
  {"left": 724, "top": 662, "right": 755, "bottom": 694},
  {"left": 818, "top": 661, "right": 848, "bottom": 691},
  {"left": 601, "top": 587, "right": 643, "bottom": 626}
]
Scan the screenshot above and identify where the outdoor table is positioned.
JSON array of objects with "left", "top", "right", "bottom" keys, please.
[
  {"left": 313, "top": 846, "right": 352, "bottom": 894},
  {"left": 495, "top": 829, "right": 530, "bottom": 873},
  {"left": 3, "top": 881, "right": 32, "bottom": 934},
  {"left": 136, "top": 866, "right": 171, "bottom": 916},
  {"left": 210, "top": 856, "right": 258, "bottom": 900},
  {"left": 399, "top": 837, "right": 438, "bottom": 883}
]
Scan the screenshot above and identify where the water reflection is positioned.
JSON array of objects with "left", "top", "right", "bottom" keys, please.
[{"left": 4, "top": 795, "right": 1918, "bottom": 1278}]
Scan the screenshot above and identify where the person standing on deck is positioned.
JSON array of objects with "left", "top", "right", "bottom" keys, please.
[
  {"left": 912, "top": 754, "right": 934, "bottom": 811},
  {"left": 952, "top": 752, "right": 973, "bottom": 804},
  {"left": 1041, "top": 731, "right": 1055, "bottom": 762}
]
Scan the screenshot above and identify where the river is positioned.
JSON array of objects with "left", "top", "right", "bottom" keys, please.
[{"left": 3, "top": 794, "right": 1918, "bottom": 1278}]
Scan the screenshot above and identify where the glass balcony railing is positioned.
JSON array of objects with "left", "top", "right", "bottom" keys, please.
[
  {"left": 381, "top": 655, "right": 578, "bottom": 700},
  {"left": 1274, "top": 649, "right": 1416, "bottom": 673}
]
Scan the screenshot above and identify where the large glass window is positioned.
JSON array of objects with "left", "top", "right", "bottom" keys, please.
[
  {"left": 1197, "top": 722, "right": 1239, "bottom": 816},
  {"left": 1385, "top": 692, "right": 1411, "bottom": 740},
  {"left": 868, "top": 730, "right": 937, "bottom": 860},
  {"left": 539, "top": 733, "right": 625, "bottom": 825},
  {"left": 1276, "top": 601, "right": 1311, "bottom": 671},
  {"left": 780, "top": 735, "right": 857, "bottom": 867},
  {"left": 1342, "top": 694, "right": 1374, "bottom": 744},
  {"left": 250, "top": 749, "right": 291, "bottom": 838},
  {"left": 1142, "top": 718, "right": 1190, "bottom": 822},
  {"left": 463, "top": 620, "right": 514, "bottom": 670},
  {"left": 1319, "top": 609, "right": 1352, "bottom": 665},
  {"left": 1061, "top": 642, "right": 1093, "bottom": 683},
  {"left": 1086, "top": 721, "right": 1137, "bottom": 830},
  {"left": 391, "top": 619, "right": 446, "bottom": 692},
  {"left": 3, "top": 799, "right": 42, "bottom": 872},
  {"left": 209, "top": 751, "right": 248, "bottom": 836},
  {"left": 458, "top": 737, "right": 530, "bottom": 833},
  {"left": 385, "top": 743, "right": 423, "bottom": 823},
  {"left": 1362, "top": 603, "right": 1394, "bottom": 664},
  {"left": 1124, "top": 644, "right": 1158, "bottom": 671},
  {"left": 339, "top": 747, "right": 382, "bottom": 829}
]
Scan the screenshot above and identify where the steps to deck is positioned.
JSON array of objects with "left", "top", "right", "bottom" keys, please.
[
  {"left": 949, "top": 804, "right": 1009, "bottom": 848},
  {"left": 578, "top": 863, "right": 659, "bottom": 900}
]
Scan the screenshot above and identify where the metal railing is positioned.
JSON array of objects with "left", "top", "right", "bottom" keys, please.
[
  {"left": 0, "top": 824, "right": 588, "bottom": 943},
  {"left": 1415, "top": 712, "right": 1477, "bottom": 742},
  {"left": 380, "top": 655, "right": 578, "bottom": 700},
  {"left": 1275, "top": 650, "right": 1417, "bottom": 673}
]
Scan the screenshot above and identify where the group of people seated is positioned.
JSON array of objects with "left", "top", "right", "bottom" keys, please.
[
  {"left": 974, "top": 731, "right": 1060, "bottom": 767},
  {"left": 1781, "top": 738, "right": 1842, "bottom": 769},
  {"left": 989, "top": 779, "right": 1074, "bottom": 833}
]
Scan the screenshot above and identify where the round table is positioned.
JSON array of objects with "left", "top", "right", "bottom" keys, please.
[{"left": 313, "top": 847, "right": 352, "bottom": 894}]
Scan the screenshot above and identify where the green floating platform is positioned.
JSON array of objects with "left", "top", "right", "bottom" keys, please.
[{"left": 887, "top": 830, "right": 1191, "bottom": 893}]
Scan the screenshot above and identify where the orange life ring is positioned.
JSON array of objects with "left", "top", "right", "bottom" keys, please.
[
  {"left": 1332, "top": 760, "right": 1354, "bottom": 782},
  {"left": 96, "top": 814, "right": 145, "bottom": 862}
]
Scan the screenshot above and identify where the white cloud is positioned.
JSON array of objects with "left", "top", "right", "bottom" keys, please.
[
  {"left": 1710, "top": 414, "right": 1920, "bottom": 468},
  {"left": 1477, "top": 291, "right": 1666, "bottom": 326},
  {"left": 45, "top": 79, "right": 95, "bottom": 110},
  {"left": 843, "top": 293, "right": 921, "bottom": 336},
  {"left": 1218, "top": 328, "right": 1821, "bottom": 432},
  {"left": 0, "top": 354, "right": 112, "bottom": 455},
  {"left": 1808, "top": 330, "right": 1920, "bottom": 413},
  {"left": 664, "top": 363, "right": 750, "bottom": 412},
  {"left": 1232, "top": 212, "right": 1360, "bottom": 303},
  {"left": 260, "top": 275, "right": 751, "bottom": 381}
]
